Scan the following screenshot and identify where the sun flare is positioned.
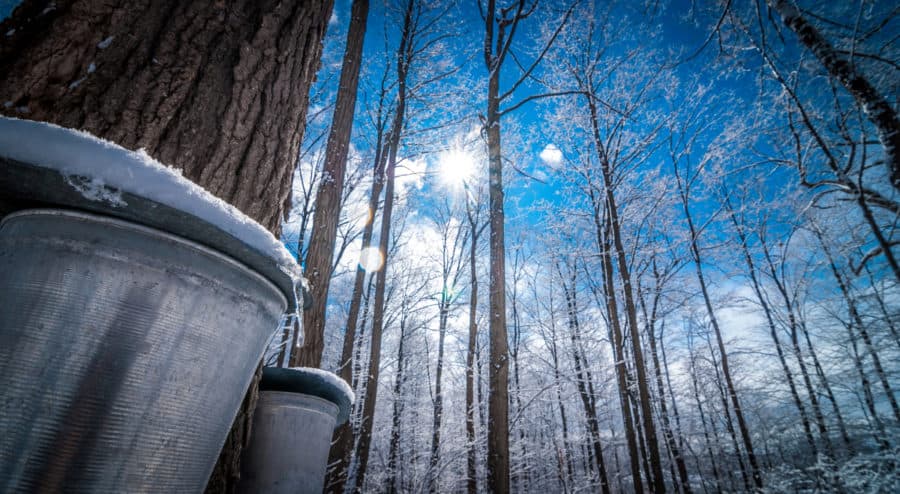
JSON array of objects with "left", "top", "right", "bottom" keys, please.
[{"left": 438, "top": 148, "right": 476, "bottom": 187}]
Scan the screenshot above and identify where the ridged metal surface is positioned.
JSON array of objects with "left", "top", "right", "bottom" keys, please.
[
  {"left": 236, "top": 391, "right": 338, "bottom": 494},
  {"left": 0, "top": 210, "right": 287, "bottom": 493}
]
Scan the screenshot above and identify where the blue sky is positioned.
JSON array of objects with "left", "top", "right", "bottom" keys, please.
[{"left": 2, "top": 0, "right": 885, "bottom": 276}]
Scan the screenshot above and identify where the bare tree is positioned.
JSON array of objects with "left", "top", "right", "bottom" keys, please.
[
  {"left": 672, "top": 158, "right": 763, "bottom": 490},
  {"left": 766, "top": 0, "right": 900, "bottom": 191},
  {"left": 300, "top": 0, "right": 370, "bottom": 367},
  {"left": 428, "top": 201, "right": 470, "bottom": 490},
  {"left": 478, "top": 1, "right": 576, "bottom": 488}
]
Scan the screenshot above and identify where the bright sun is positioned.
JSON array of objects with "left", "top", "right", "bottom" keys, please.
[{"left": 438, "top": 148, "right": 476, "bottom": 187}]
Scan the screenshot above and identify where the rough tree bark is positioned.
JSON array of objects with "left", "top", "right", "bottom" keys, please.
[
  {"left": 0, "top": 0, "right": 331, "bottom": 234},
  {"left": 0, "top": 2, "right": 332, "bottom": 492},
  {"left": 298, "top": 0, "right": 370, "bottom": 368}
]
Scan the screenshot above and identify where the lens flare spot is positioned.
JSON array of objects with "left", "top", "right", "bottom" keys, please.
[{"left": 359, "top": 246, "right": 384, "bottom": 272}]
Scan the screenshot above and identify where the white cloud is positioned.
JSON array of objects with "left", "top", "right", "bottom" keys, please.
[
  {"left": 396, "top": 157, "right": 427, "bottom": 194},
  {"left": 539, "top": 143, "right": 563, "bottom": 168}
]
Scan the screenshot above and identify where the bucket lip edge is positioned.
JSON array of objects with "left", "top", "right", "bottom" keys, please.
[
  {"left": 0, "top": 208, "right": 289, "bottom": 312},
  {"left": 259, "top": 367, "right": 352, "bottom": 426},
  {"left": 0, "top": 155, "right": 303, "bottom": 312},
  {"left": 256, "top": 390, "right": 341, "bottom": 417}
]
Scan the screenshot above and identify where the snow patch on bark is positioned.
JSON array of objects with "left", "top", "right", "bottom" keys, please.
[{"left": 97, "top": 36, "right": 114, "bottom": 49}]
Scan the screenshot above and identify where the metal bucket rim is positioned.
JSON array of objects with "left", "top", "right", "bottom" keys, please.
[
  {"left": 1, "top": 208, "right": 288, "bottom": 312},
  {"left": 259, "top": 367, "right": 352, "bottom": 426},
  {"left": 0, "top": 157, "right": 304, "bottom": 312},
  {"left": 256, "top": 390, "right": 340, "bottom": 418}
]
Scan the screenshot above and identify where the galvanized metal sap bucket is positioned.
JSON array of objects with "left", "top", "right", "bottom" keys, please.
[
  {"left": 236, "top": 367, "right": 353, "bottom": 494},
  {"left": 0, "top": 152, "right": 303, "bottom": 492},
  {"left": 0, "top": 210, "right": 288, "bottom": 492}
]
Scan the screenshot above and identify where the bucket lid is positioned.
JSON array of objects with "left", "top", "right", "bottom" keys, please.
[
  {"left": 260, "top": 367, "right": 354, "bottom": 426},
  {"left": 0, "top": 117, "right": 308, "bottom": 312}
]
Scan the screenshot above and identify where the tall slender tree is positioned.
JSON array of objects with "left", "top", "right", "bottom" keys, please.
[
  {"left": 465, "top": 187, "right": 488, "bottom": 494},
  {"left": 479, "top": 2, "right": 576, "bottom": 488},
  {"left": 673, "top": 162, "right": 763, "bottom": 490},
  {"left": 299, "top": 0, "right": 370, "bottom": 367}
]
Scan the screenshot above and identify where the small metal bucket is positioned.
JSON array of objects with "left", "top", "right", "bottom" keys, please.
[
  {"left": 236, "top": 367, "right": 352, "bottom": 494},
  {"left": 0, "top": 209, "right": 288, "bottom": 492}
]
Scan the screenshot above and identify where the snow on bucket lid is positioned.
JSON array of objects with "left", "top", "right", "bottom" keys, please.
[
  {"left": 0, "top": 116, "right": 306, "bottom": 312},
  {"left": 259, "top": 367, "right": 355, "bottom": 426}
]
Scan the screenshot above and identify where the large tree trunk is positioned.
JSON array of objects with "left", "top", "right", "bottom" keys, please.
[
  {"left": 485, "top": 57, "right": 510, "bottom": 494},
  {"left": 0, "top": 2, "right": 332, "bottom": 492},
  {"left": 482, "top": 3, "right": 511, "bottom": 490},
  {"left": 298, "top": 0, "right": 370, "bottom": 368},
  {"left": 0, "top": 0, "right": 331, "bottom": 234}
]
